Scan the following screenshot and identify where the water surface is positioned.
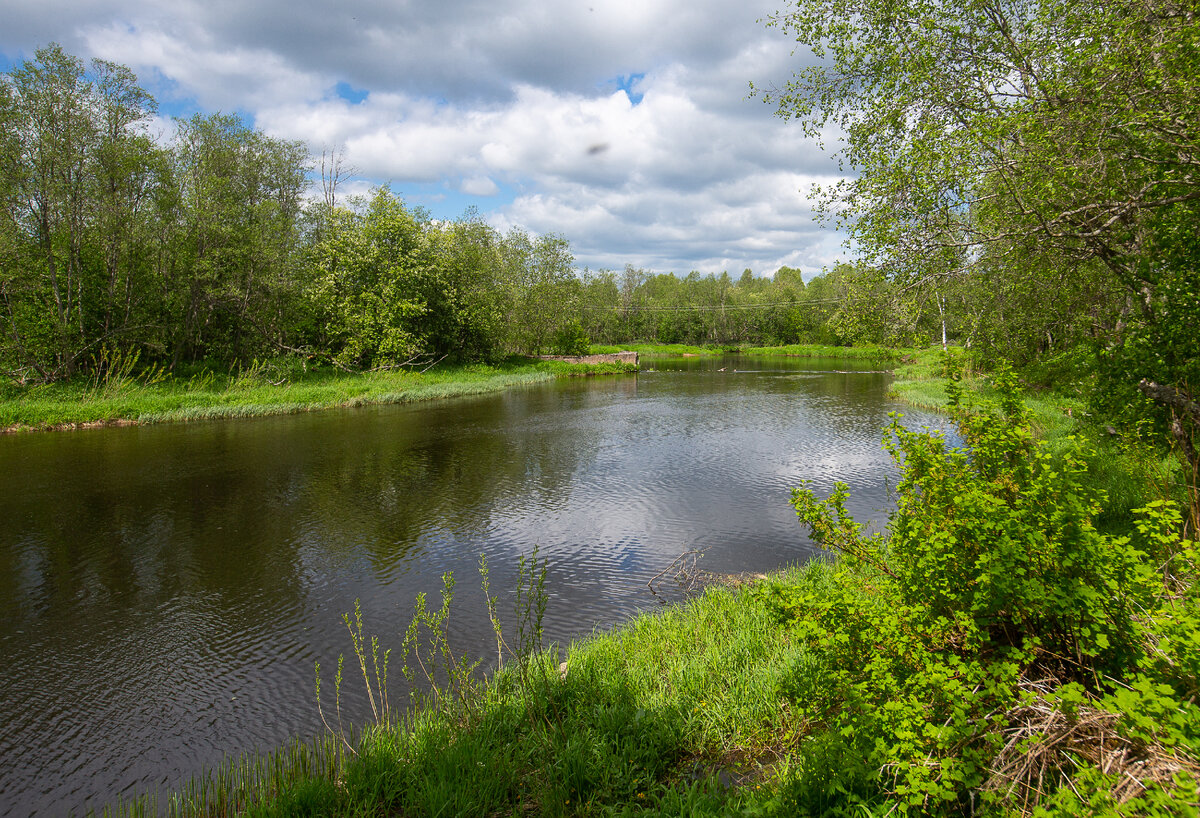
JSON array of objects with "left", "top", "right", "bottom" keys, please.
[{"left": 0, "top": 354, "right": 949, "bottom": 815}]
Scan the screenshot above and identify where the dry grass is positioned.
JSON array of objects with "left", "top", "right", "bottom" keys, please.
[{"left": 985, "top": 678, "right": 1200, "bottom": 814}]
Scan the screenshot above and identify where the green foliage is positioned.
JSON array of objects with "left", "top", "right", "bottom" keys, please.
[
  {"left": 1095, "top": 264, "right": 1200, "bottom": 520},
  {"left": 760, "top": 0, "right": 1200, "bottom": 508},
  {"left": 0, "top": 46, "right": 607, "bottom": 382},
  {"left": 306, "top": 191, "right": 428, "bottom": 369},
  {"left": 551, "top": 320, "right": 590, "bottom": 356},
  {"left": 502, "top": 229, "right": 580, "bottom": 356},
  {"left": 771, "top": 365, "right": 1200, "bottom": 814}
]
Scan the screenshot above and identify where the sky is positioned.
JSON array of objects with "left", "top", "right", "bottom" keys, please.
[{"left": 0, "top": 0, "right": 850, "bottom": 278}]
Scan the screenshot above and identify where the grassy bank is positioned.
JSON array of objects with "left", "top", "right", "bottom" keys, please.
[
  {"left": 589, "top": 342, "right": 903, "bottom": 361},
  {"left": 740, "top": 343, "right": 903, "bottom": 361},
  {"left": 97, "top": 477, "right": 1200, "bottom": 816},
  {"left": 87, "top": 348, "right": 1198, "bottom": 817},
  {"left": 890, "top": 346, "right": 1184, "bottom": 532},
  {"left": 887, "top": 346, "right": 1084, "bottom": 437},
  {"left": 0, "top": 357, "right": 636, "bottom": 433},
  {"left": 92, "top": 563, "right": 815, "bottom": 818},
  {"left": 589, "top": 343, "right": 727, "bottom": 356}
]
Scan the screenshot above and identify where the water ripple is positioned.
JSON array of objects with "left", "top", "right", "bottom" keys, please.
[{"left": 0, "top": 355, "right": 950, "bottom": 816}]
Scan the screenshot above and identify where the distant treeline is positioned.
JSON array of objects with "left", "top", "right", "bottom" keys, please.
[
  {"left": 573, "top": 258, "right": 1120, "bottom": 361},
  {"left": 0, "top": 44, "right": 1122, "bottom": 385}
]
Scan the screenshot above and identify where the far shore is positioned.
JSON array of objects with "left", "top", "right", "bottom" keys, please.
[{"left": 1, "top": 343, "right": 915, "bottom": 435}]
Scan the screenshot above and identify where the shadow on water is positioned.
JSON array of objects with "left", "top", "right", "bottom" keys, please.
[{"left": 0, "top": 354, "right": 951, "bottom": 815}]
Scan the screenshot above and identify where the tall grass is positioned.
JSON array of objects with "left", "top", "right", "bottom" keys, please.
[
  {"left": 92, "top": 560, "right": 823, "bottom": 817},
  {"left": 89, "top": 736, "right": 345, "bottom": 818},
  {"left": 590, "top": 342, "right": 905, "bottom": 360},
  {"left": 1, "top": 357, "right": 635, "bottom": 433},
  {"left": 588, "top": 342, "right": 727, "bottom": 356}
]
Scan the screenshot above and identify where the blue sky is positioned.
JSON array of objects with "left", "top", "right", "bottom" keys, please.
[{"left": 0, "top": 0, "right": 848, "bottom": 277}]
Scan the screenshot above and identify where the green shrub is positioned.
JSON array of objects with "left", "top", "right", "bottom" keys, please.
[
  {"left": 764, "top": 359, "right": 1200, "bottom": 815},
  {"left": 551, "top": 321, "right": 591, "bottom": 356}
]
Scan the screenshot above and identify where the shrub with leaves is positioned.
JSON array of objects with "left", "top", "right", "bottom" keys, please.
[{"left": 761, "top": 360, "right": 1200, "bottom": 815}]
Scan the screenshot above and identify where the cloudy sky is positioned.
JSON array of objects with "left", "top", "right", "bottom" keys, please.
[{"left": 0, "top": 0, "right": 849, "bottom": 277}]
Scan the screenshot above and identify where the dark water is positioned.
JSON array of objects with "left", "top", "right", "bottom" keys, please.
[{"left": 0, "top": 355, "right": 950, "bottom": 816}]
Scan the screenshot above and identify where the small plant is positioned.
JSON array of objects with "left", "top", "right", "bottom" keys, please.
[
  {"left": 88, "top": 346, "right": 168, "bottom": 396},
  {"left": 315, "top": 598, "right": 389, "bottom": 755},
  {"left": 227, "top": 358, "right": 277, "bottom": 390},
  {"left": 316, "top": 548, "right": 551, "bottom": 753},
  {"left": 399, "top": 571, "right": 484, "bottom": 719}
]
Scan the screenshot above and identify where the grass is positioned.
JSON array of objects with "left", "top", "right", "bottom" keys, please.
[
  {"left": 889, "top": 346, "right": 1086, "bottom": 437},
  {"left": 92, "top": 563, "right": 820, "bottom": 817},
  {"left": 889, "top": 345, "right": 1185, "bottom": 531},
  {"left": 0, "top": 356, "right": 637, "bottom": 433},
  {"left": 589, "top": 342, "right": 905, "bottom": 361},
  {"left": 588, "top": 343, "right": 728, "bottom": 356},
  {"left": 739, "top": 343, "right": 904, "bottom": 361}
]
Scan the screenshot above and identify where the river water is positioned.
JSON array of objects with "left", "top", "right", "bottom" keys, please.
[{"left": 0, "top": 354, "right": 949, "bottom": 816}]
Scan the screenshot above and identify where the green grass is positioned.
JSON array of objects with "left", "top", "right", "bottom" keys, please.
[
  {"left": 588, "top": 343, "right": 728, "bottom": 356},
  {"left": 94, "top": 563, "right": 823, "bottom": 817},
  {"left": 590, "top": 342, "right": 905, "bottom": 361},
  {"left": 888, "top": 346, "right": 1083, "bottom": 437},
  {"left": 889, "top": 345, "right": 1185, "bottom": 532},
  {"left": 739, "top": 343, "right": 905, "bottom": 361},
  {"left": 0, "top": 357, "right": 636, "bottom": 433}
]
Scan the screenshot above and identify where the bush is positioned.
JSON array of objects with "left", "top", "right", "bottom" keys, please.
[
  {"left": 762, "top": 358, "right": 1200, "bottom": 815},
  {"left": 551, "top": 321, "right": 590, "bottom": 356}
]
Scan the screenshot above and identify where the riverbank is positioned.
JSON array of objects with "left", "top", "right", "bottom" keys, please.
[
  {"left": 888, "top": 346, "right": 1183, "bottom": 530},
  {"left": 0, "top": 357, "right": 636, "bottom": 433},
  {"left": 3, "top": 344, "right": 904, "bottom": 434},
  {"left": 96, "top": 399, "right": 1198, "bottom": 815},
  {"left": 740, "top": 343, "right": 903, "bottom": 361},
  {"left": 85, "top": 348, "right": 1196, "bottom": 816},
  {"left": 588, "top": 342, "right": 904, "bottom": 361},
  {"left": 887, "top": 346, "right": 1084, "bottom": 438},
  {"left": 92, "top": 561, "right": 812, "bottom": 817}
]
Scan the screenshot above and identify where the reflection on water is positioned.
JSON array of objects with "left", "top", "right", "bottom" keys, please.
[{"left": 0, "top": 355, "right": 950, "bottom": 816}]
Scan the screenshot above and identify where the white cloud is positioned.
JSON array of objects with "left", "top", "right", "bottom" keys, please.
[
  {"left": 2, "top": 0, "right": 852, "bottom": 276},
  {"left": 460, "top": 175, "right": 500, "bottom": 196}
]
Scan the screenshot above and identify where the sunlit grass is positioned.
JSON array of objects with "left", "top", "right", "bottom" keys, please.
[
  {"left": 889, "top": 345, "right": 1186, "bottom": 531},
  {"left": 589, "top": 342, "right": 726, "bottom": 355},
  {"left": 741, "top": 343, "right": 904, "bottom": 361},
  {"left": 93, "top": 562, "right": 825, "bottom": 817},
  {"left": 0, "top": 357, "right": 636, "bottom": 432}
]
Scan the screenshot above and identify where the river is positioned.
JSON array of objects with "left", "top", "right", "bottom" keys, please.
[{"left": 0, "top": 354, "right": 950, "bottom": 816}]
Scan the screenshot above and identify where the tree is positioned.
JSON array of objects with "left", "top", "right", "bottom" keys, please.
[
  {"left": 168, "top": 113, "right": 307, "bottom": 363},
  {"left": 306, "top": 189, "right": 427, "bottom": 368},
  {"left": 3, "top": 45, "right": 96, "bottom": 377},
  {"left": 761, "top": 0, "right": 1200, "bottom": 481},
  {"left": 426, "top": 212, "right": 509, "bottom": 362},
  {"left": 0, "top": 44, "right": 165, "bottom": 380},
  {"left": 501, "top": 229, "right": 579, "bottom": 355}
]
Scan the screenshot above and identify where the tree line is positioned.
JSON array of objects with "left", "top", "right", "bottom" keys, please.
[
  {"left": 4, "top": 23, "right": 1196, "bottom": 481},
  {"left": 0, "top": 45, "right": 596, "bottom": 380},
  {"left": 3, "top": 44, "right": 1111, "bottom": 387}
]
